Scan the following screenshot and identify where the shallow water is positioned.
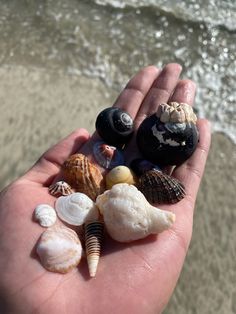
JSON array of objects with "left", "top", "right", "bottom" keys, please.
[{"left": 0, "top": 0, "right": 236, "bottom": 142}]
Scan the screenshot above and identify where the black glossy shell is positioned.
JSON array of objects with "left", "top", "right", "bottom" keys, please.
[
  {"left": 136, "top": 114, "right": 199, "bottom": 166},
  {"left": 130, "top": 158, "right": 161, "bottom": 177},
  {"left": 138, "top": 169, "right": 186, "bottom": 204},
  {"left": 95, "top": 107, "right": 134, "bottom": 145}
]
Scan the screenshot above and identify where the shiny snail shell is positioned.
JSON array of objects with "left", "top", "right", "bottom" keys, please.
[
  {"left": 136, "top": 102, "right": 199, "bottom": 166},
  {"left": 105, "top": 165, "right": 137, "bottom": 189},
  {"left": 95, "top": 107, "right": 134, "bottom": 145},
  {"left": 93, "top": 141, "right": 124, "bottom": 169},
  {"left": 36, "top": 225, "right": 83, "bottom": 273},
  {"left": 62, "top": 153, "right": 105, "bottom": 201}
]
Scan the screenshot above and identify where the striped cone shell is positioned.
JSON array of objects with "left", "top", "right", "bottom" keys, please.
[
  {"left": 138, "top": 169, "right": 186, "bottom": 204},
  {"left": 85, "top": 221, "right": 104, "bottom": 277},
  {"left": 62, "top": 154, "right": 105, "bottom": 201}
]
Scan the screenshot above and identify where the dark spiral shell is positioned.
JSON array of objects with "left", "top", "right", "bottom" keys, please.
[
  {"left": 85, "top": 221, "right": 104, "bottom": 277},
  {"left": 130, "top": 158, "right": 161, "bottom": 177},
  {"left": 95, "top": 107, "right": 134, "bottom": 145},
  {"left": 136, "top": 114, "right": 199, "bottom": 166},
  {"left": 138, "top": 169, "right": 186, "bottom": 204}
]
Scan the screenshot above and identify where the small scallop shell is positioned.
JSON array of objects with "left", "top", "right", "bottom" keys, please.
[
  {"left": 36, "top": 225, "right": 82, "bottom": 273},
  {"left": 105, "top": 165, "right": 137, "bottom": 189},
  {"left": 96, "top": 183, "right": 175, "bottom": 243},
  {"left": 138, "top": 169, "right": 186, "bottom": 204},
  {"left": 34, "top": 204, "right": 57, "bottom": 227},
  {"left": 49, "top": 181, "right": 73, "bottom": 197},
  {"left": 93, "top": 141, "right": 124, "bottom": 169},
  {"left": 62, "top": 153, "right": 105, "bottom": 201},
  {"left": 55, "top": 193, "right": 99, "bottom": 226},
  {"left": 85, "top": 221, "right": 104, "bottom": 277}
]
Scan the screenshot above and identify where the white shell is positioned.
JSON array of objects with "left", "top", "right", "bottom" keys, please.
[
  {"left": 34, "top": 204, "right": 57, "bottom": 227},
  {"left": 36, "top": 225, "right": 82, "bottom": 273},
  {"left": 96, "top": 183, "right": 175, "bottom": 243},
  {"left": 49, "top": 181, "right": 73, "bottom": 196},
  {"left": 156, "top": 102, "right": 197, "bottom": 124},
  {"left": 55, "top": 193, "right": 99, "bottom": 226}
]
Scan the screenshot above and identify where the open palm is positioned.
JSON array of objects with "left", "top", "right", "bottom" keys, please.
[{"left": 0, "top": 64, "right": 211, "bottom": 314}]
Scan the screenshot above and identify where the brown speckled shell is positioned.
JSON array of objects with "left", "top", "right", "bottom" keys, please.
[
  {"left": 138, "top": 169, "right": 185, "bottom": 204},
  {"left": 62, "top": 154, "right": 105, "bottom": 201}
]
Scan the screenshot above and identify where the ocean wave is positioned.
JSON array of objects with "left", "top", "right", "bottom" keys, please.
[{"left": 94, "top": 0, "right": 236, "bottom": 31}]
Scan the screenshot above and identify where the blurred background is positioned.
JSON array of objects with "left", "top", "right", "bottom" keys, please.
[{"left": 0, "top": 1, "right": 235, "bottom": 313}]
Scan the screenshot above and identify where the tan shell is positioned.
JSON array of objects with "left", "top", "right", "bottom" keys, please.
[
  {"left": 62, "top": 154, "right": 105, "bottom": 201},
  {"left": 156, "top": 102, "right": 197, "bottom": 124},
  {"left": 96, "top": 183, "right": 175, "bottom": 243},
  {"left": 105, "top": 165, "right": 137, "bottom": 189},
  {"left": 49, "top": 181, "right": 73, "bottom": 197},
  {"left": 85, "top": 221, "right": 104, "bottom": 277},
  {"left": 138, "top": 169, "right": 185, "bottom": 204},
  {"left": 36, "top": 225, "right": 82, "bottom": 273}
]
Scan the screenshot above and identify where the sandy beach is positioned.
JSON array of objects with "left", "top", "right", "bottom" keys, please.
[{"left": 0, "top": 66, "right": 235, "bottom": 313}]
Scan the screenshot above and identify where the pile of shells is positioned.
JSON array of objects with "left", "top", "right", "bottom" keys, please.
[{"left": 33, "top": 103, "right": 198, "bottom": 278}]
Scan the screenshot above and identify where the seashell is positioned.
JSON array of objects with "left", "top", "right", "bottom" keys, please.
[
  {"left": 130, "top": 158, "right": 161, "bottom": 177},
  {"left": 85, "top": 221, "right": 104, "bottom": 277},
  {"left": 36, "top": 225, "right": 82, "bottom": 273},
  {"left": 137, "top": 169, "right": 186, "bottom": 204},
  {"left": 62, "top": 153, "right": 105, "bottom": 201},
  {"left": 156, "top": 102, "right": 197, "bottom": 124},
  {"left": 137, "top": 102, "right": 199, "bottom": 166},
  {"left": 95, "top": 107, "right": 134, "bottom": 145},
  {"left": 106, "top": 165, "right": 137, "bottom": 189},
  {"left": 96, "top": 183, "right": 175, "bottom": 243},
  {"left": 34, "top": 204, "right": 57, "bottom": 227},
  {"left": 48, "top": 181, "right": 73, "bottom": 197},
  {"left": 93, "top": 141, "right": 124, "bottom": 169},
  {"left": 55, "top": 192, "right": 99, "bottom": 226}
]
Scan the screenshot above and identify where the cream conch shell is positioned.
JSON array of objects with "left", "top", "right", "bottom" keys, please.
[
  {"left": 34, "top": 204, "right": 57, "bottom": 227},
  {"left": 36, "top": 225, "right": 82, "bottom": 273},
  {"left": 55, "top": 193, "right": 99, "bottom": 226},
  {"left": 105, "top": 165, "right": 137, "bottom": 189},
  {"left": 96, "top": 183, "right": 175, "bottom": 243},
  {"left": 156, "top": 102, "right": 197, "bottom": 124}
]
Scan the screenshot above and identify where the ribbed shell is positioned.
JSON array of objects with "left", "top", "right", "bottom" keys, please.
[
  {"left": 138, "top": 169, "right": 185, "bottom": 204},
  {"left": 49, "top": 181, "right": 73, "bottom": 197},
  {"left": 62, "top": 154, "right": 105, "bottom": 201},
  {"left": 36, "top": 225, "right": 82, "bottom": 273},
  {"left": 85, "top": 221, "right": 104, "bottom": 277}
]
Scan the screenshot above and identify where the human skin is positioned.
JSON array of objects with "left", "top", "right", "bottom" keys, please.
[{"left": 0, "top": 64, "right": 211, "bottom": 314}]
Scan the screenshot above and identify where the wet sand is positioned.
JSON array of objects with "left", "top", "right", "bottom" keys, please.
[{"left": 0, "top": 66, "right": 235, "bottom": 314}]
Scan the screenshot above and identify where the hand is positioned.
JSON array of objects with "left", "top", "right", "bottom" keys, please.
[{"left": 0, "top": 64, "right": 211, "bottom": 314}]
